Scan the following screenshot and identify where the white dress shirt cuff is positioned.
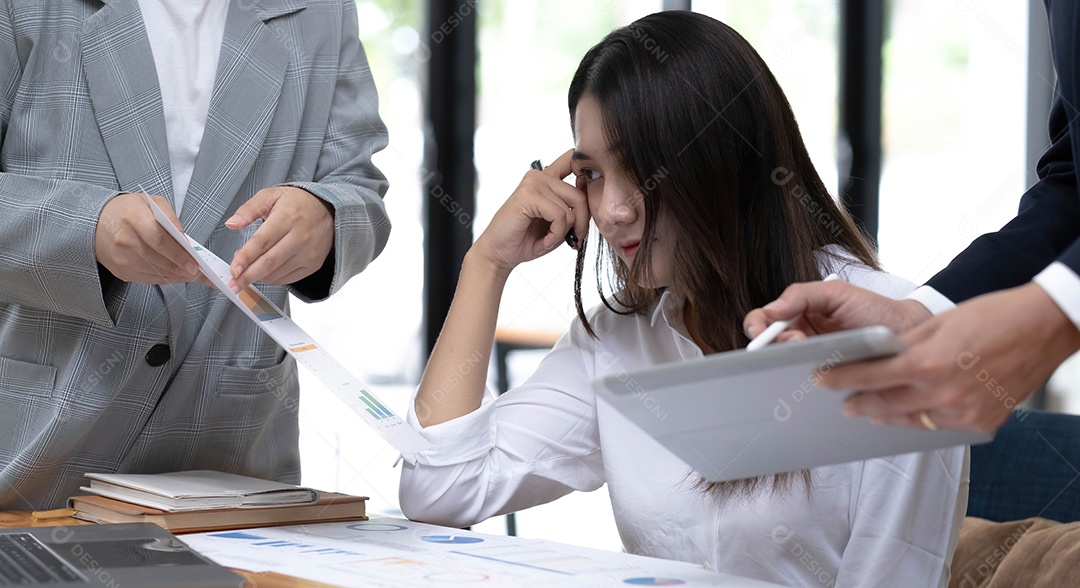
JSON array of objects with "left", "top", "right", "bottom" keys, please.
[
  {"left": 1034, "top": 262, "right": 1080, "bottom": 331},
  {"left": 905, "top": 285, "right": 957, "bottom": 316},
  {"left": 403, "top": 393, "right": 497, "bottom": 467}
]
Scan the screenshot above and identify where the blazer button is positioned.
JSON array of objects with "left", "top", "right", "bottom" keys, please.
[{"left": 145, "top": 344, "right": 171, "bottom": 367}]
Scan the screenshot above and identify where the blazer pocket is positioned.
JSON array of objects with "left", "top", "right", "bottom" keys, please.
[
  {"left": 0, "top": 356, "right": 57, "bottom": 400},
  {"left": 216, "top": 358, "right": 295, "bottom": 398}
]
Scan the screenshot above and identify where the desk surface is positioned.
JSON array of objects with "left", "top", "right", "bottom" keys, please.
[
  {"left": 1, "top": 510, "right": 778, "bottom": 587},
  {"left": 0, "top": 510, "right": 328, "bottom": 587}
]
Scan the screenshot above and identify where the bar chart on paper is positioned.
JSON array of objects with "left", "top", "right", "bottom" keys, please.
[
  {"left": 357, "top": 389, "right": 394, "bottom": 420},
  {"left": 145, "top": 196, "right": 431, "bottom": 454}
]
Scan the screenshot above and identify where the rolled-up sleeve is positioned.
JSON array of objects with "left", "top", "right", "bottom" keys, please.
[
  {"left": 403, "top": 396, "right": 498, "bottom": 467},
  {"left": 399, "top": 320, "right": 606, "bottom": 528}
]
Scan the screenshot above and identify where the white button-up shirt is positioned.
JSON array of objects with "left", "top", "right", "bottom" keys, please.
[
  {"left": 909, "top": 261, "right": 1080, "bottom": 332},
  {"left": 400, "top": 258, "right": 968, "bottom": 588}
]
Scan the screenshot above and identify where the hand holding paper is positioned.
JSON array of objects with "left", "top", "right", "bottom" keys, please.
[
  {"left": 95, "top": 193, "right": 203, "bottom": 285},
  {"left": 143, "top": 194, "right": 430, "bottom": 454},
  {"left": 224, "top": 186, "right": 335, "bottom": 294}
]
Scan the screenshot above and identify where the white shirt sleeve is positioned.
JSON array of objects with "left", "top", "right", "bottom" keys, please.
[
  {"left": 899, "top": 262, "right": 1080, "bottom": 331},
  {"left": 398, "top": 320, "right": 606, "bottom": 528},
  {"left": 904, "top": 286, "right": 958, "bottom": 316},
  {"left": 1034, "top": 261, "right": 1080, "bottom": 331},
  {"left": 835, "top": 447, "right": 969, "bottom": 588}
]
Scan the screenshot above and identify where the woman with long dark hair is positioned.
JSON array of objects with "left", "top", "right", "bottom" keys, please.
[{"left": 399, "top": 12, "right": 965, "bottom": 587}]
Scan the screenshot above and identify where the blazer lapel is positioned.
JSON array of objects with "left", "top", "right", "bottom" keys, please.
[
  {"left": 180, "top": 0, "right": 306, "bottom": 246},
  {"left": 81, "top": 0, "right": 173, "bottom": 202},
  {"left": 81, "top": 0, "right": 186, "bottom": 344}
]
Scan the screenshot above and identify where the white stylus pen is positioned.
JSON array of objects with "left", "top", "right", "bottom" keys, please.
[{"left": 745, "top": 273, "right": 841, "bottom": 351}]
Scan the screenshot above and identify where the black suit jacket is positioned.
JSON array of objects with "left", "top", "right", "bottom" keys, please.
[{"left": 927, "top": 0, "right": 1080, "bottom": 302}]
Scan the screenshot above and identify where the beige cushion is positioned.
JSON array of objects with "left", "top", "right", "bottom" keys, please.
[{"left": 950, "top": 516, "right": 1080, "bottom": 587}]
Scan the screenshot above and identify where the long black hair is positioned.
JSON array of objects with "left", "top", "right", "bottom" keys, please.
[{"left": 568, "top": 11, "right": 879, "bottom": 499}]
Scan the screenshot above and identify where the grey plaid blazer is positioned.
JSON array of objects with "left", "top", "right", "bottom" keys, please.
[{"left": 0, "top": 0, "right": 390, "bottom": 508}]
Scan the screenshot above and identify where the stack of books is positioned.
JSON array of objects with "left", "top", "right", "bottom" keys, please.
[{"left": 68, "top": 470, "right": 367, "bottom": 533}]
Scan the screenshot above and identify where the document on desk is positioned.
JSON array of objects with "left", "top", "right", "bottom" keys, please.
[
  {"left": 181, "top": 517, "right": 781, "bottom": 587},
  {"left": 145, "top": 195, "right": 430, "bottom": 454}
]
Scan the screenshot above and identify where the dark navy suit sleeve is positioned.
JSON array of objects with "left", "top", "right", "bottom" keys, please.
[{"left": 927, "top": 0, "right": 1080, "bottom": 303}]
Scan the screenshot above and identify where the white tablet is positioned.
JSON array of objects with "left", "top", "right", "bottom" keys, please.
[{"left": 593, "top": 326, "right": 991, "bottom": 482}]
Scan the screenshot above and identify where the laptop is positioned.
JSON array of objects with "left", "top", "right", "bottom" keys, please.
[
  {"left": 0, "top": 523, "right": 242, "bottom": 587},
  {"left": 594, "top": 326, "right": 992, "bottom": 482}
]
